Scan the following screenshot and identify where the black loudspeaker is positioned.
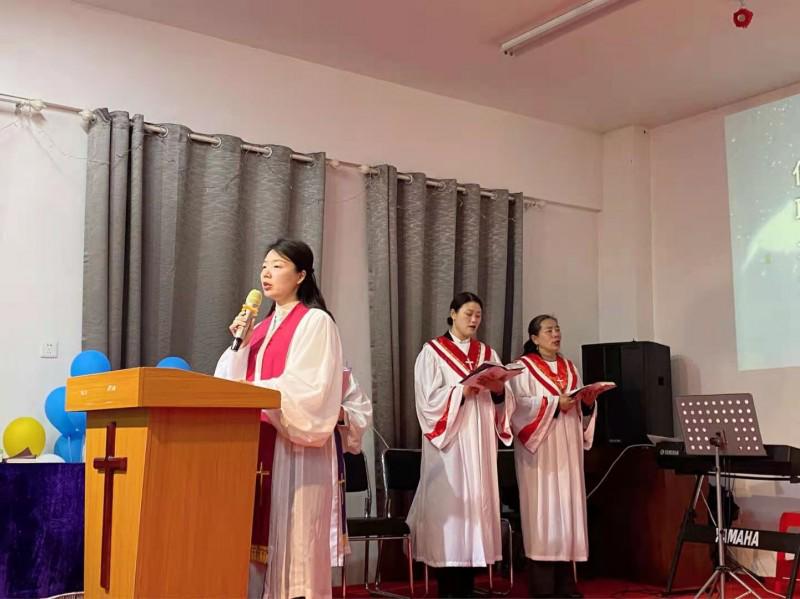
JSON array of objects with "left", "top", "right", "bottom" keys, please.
[{"left": 581, "top": 341, "right": 673, "bottom": 445}]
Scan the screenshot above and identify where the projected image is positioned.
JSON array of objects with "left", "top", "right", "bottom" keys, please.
[{"left": 726, "top": 96, "right": 800, "bottom": 371}]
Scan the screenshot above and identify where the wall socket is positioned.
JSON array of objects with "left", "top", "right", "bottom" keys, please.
[{"left": 40, "top": 341, "right": 58, "bottom": 358}]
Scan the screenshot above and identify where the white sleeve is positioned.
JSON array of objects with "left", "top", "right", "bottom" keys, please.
[
  {"left": 572, "top": 369, "right": 599, "bottom": 450},
  {"left": 414, "top": 345, "right": 466, "bottom": 450},
  {"left": 582, "top": 401, "right": 598, "bottom": 450},
  {"left": 489, "top": 349, "right": 513, "bottom": 446},
  {"left": 507, "top": 365, "right": 559, "bottom": 454},
  {"left": 338, "top": 372, "right": 373, "bottom": 454},
  {"left": 213, "top": 346, "right": 250, "bottom": 381},
  {"left": 256, "top": 309, "right": 344, "bottom": 448}
]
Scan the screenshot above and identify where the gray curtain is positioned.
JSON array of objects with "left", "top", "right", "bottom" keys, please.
[
  {"left": 366, "top": 165, "right": 523, "bottom": 450},
  {"left": 82, "top": 109, "right": 325, "bottom": 373}
]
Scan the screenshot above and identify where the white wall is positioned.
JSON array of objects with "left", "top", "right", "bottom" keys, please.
[
  {"left": 0, "top": 0, "right": 602, "bottom": 454},
  {"left": 0, "top": 106, "right": 87, "bottom": 451},
  {"left": 651, "top": 82, "right": 800, "bottom": 574},
  {"left": 524, "top": 203, "right": 599, "bottom": 365},
  {"left": 599, "top": 126, "right": 654, "bottom": 342}
]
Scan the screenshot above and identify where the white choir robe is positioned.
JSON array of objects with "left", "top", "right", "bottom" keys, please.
[
  {"left": 507, "top": 355, "right": 597, "bottom": 562},
  {"left": 215, "top": 307, "right": 343, "bottom": 599},
  {"left": 407, "top": 338, "right": 512, "bottom": 568},
  {"left": 331, "top": 371, "right": 373, "bottom": 568}
]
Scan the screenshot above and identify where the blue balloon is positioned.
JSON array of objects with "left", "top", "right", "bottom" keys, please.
[
  {"left": 67, "top": 410, "right": 87, "bottom": 435},
  {"left": 156, "top": 356, "right": 191, "bottom": 371},
  {"left": 45, "top": 386, "right": 75, "bottom": 436},
  {"left": 54, "top": 434, "right": 84, "bottom": 463},
  {"left": 70, "top": 350, "right": 111, "bottom": 377}
]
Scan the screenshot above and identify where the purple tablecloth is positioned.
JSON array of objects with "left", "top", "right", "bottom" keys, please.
[{"left": 0, "top": 463, "right": 84, "bottom": 598}]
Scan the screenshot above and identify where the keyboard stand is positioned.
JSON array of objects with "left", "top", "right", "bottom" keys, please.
[{"left": 664, "top": 470, "right": 800, "bottom": 598}]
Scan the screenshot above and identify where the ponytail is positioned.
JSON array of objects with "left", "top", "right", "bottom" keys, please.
[{"left": 524, "top": 314, "right": 557, "bottom": 356}]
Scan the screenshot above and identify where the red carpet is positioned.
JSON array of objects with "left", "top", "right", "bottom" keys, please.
[{"left": 335, "top": 573, "right": 778, "bottom": 598}]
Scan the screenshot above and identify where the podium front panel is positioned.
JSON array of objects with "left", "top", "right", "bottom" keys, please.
[{"left": 84, "top": 410, "right": 149, "bottom": 598}]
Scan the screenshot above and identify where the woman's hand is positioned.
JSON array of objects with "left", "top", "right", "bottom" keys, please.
[
  {"left": 480, "top": 376, "right": 506, "bottom": 395},
  {"left": 463, "top": 384, "right": 482, "bottom": 398},
  {"left": 228, "top": 310, "right": 255, "bottom": 348},
  {"left": 576, "top": 388, "right": 599, "bottom": 407},
  {"left": 558, "top": 394, "right": 577, "bottom": 412},
  {"left": 464, "top": 378, "right": 504, "bottom": 397}
]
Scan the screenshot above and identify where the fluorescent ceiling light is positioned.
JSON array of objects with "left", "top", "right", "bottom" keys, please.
[{"left": 501, "top": 0, "right": 628, "bottom": 55}]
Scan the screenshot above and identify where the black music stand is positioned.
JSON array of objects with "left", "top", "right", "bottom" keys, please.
[{"left": 675, "top": 394, "right": 767, "bottom": 599}]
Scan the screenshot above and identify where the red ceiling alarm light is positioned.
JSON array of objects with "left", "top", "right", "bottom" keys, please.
[{"left": 733, "top": 6, "right": 754, "bottom": 28}]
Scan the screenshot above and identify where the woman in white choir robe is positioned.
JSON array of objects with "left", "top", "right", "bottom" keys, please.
[
  {"left": 215, "top": 239, "right": 343, "bottom": 599},
  {"left": 507, "top": 315, "right": 601, "bottom": 599},
  {"left": 330, "top": 370, "right": 372, "bottom": 568},
  {"left": 407, "top": 292, "right": 513, "bottom": 598}
]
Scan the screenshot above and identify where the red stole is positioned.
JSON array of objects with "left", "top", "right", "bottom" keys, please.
[
  {"left": 427, "top": 335, "right": 491, "bottom": 378},
  {"left": 248, "top": 303, "right": 310, "bottom": 550},
  {"left": 516, "top": 354, "right": 578, "bottom": 444},
  {"left": 519, "top": 353, "right": 579, "bottom": 395}
]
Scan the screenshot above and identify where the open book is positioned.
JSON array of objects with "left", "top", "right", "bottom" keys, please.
[
  {"left": 460, "top": 362, "right": 524, "bottom": 392},
  {"left": 568, "top": 381, "right": 616, "bottom": 404}
]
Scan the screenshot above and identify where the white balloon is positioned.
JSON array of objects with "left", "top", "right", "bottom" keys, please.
[{"left": 35, "top": 453, "right": 66, "bottom": 463}]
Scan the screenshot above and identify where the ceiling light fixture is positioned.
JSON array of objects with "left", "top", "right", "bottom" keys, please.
[{"left": 501, "top": 0, "right": 629, "bottom": 56}]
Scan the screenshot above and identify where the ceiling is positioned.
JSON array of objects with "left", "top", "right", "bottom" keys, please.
[{"left": 78, "top": 0, "right": 800, "bottom": 132}]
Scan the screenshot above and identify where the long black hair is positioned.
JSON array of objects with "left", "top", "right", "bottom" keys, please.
[
  {"left": 264, "top": 238, "right": 332, "bottom": 318},
  {"left": 447, "top": 292, "right": 483, "bottom": 326},
  {"left": 522, "top": 314, "right": 557, "bottom": 355}
]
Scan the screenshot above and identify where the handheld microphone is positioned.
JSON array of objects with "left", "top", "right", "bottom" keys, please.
[{"left": 231, "top": 289, "right": 263, "bottom": 351}]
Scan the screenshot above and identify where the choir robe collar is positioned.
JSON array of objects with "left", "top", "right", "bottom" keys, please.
[{"left": 430, "top": 331, "right": 488, "bottom": 378}]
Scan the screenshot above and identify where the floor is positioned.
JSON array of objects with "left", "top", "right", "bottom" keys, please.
[{"left": 334, "top": 572, "right": 788, "bottom": 598}]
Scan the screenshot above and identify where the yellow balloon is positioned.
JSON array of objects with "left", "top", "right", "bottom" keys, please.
[{"left": 3, "top": 417, "right": 46, "bottom": 457}]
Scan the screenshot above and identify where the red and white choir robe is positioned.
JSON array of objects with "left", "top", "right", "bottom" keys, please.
[
  {"left": 330, "top": 371, "right": 373, "bottom": 567},
  {"left": 507, "top": 353, "right": 597, "bottom": 562},
  {"left": 407, "top": 334, "right": 513, "bottom": 567},
  {"left": 215, "top": 302, "right": 343, "bottom": 599}
]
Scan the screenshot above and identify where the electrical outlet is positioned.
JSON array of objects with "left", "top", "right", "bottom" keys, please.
[{"left": 40, "top": 341, "right": 58, "bottom": 358}]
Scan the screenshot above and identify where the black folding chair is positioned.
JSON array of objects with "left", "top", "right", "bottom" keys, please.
[
  {"left": 377, "top": 448, "right": 425, "bottom": 596},
  {"left": 341, "top": 451, "right": 415, "bottom": 598}
]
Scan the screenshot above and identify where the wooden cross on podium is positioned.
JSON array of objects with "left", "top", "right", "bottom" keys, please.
[{"left": 93, "top": 421, "right": 128, "bottom": 591}]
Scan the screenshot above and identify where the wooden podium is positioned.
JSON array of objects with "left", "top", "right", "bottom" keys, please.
[{"left": 66, "top": 367, "right": 280, "bottom": 598}]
